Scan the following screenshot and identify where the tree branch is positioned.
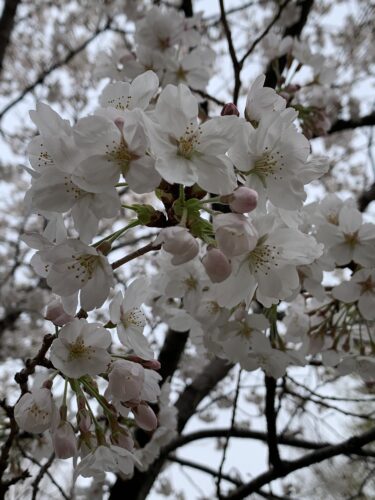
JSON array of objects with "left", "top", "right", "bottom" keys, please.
[
  {"left": 162, "top": 427, "right": 375, "bottom": 459},
  {"left": 0, "top": 19, "right": 112, "bottom": 122},
  {"left": 224, "top": 426, "right": 375, "bottom": 499},
  {"left": 328, "top": 111, "right": 375, "bottom": 134},
  {"left": 14, "top": 333, "right": 55, "bottom": 394},
  {"left": 0, "top": 0, "right": 21, "bottom": 76},
  {"left": 218, "top": 0, "right": 241, "bottom": 104},
  {"left": 264, "top": 0, "right": 315, "bottom": 88},
  {"left": 265, "top": 376, "right": 282, "bottom": 470}
]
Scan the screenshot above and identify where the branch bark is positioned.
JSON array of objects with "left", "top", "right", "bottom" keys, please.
[
  {"left": 225, "top": 426, "right": 375, "bottom": 499},
  {"left": 0, "top": 0, "right": 21, "bottom": 76},
  {"left": 264, "top": 0, "right": 315, "bottom": 88}
]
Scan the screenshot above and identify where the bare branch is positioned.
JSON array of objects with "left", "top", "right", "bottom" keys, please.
[
  {"left": 0, "top": 19, "right": 112, "bottom": 122},
  {"left": 163, "top": 427, "right": 375, "bottom": 459},
  {"left": 224, "top": 426, "right": 375, "bottom": 499}
]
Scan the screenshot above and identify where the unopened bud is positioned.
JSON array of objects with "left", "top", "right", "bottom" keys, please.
[
  {"left": 126, "top": 355, "right": 161, "bottom": 370},
  {"left": 226, "top": 186, "right": 258, "bottom": 213},
  {"left": 133, "top": 403, "right": 158, "bottom": 431},
  {"left": 45, "top": 299, "right": 74, "bottom": 327},
  {"left": 52, "top": 421, "right": 78, "bottom": 459},
  {"left": 202, "top": 248, "right": 232, "bottom": 283},
  {"left": 221, "top": 103, "right": 239, "bottom": 116},
  {"left": 155, "top": 226, "right": 199, "bottom": 265}
]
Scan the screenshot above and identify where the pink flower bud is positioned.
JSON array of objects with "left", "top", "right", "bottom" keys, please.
[
  {"left": 77, "top": 407, "right": 92, "bottom": 434},
  {"left": 202, "top": 248, "right": 232, "bottom": 283},
  {"left": 156, "top": 227, "right": 199, "bottom": 265},
  {"left": 107, "top": 360, "right": 145, "bottom": 403},
  {"left": 45, "top": 299, "right": 74, "bottom": 326},
  {"left": 213, "top": 213, "right": 258, "bottom": 257},
  {"left": 52, "top": 421, "right": 78, "bottom": 459},
  {"left": 221, "top": 103, "right": 239, "bottom": 116},
  {"left": 227, "top": 187, "right": 258, "bottom": 213},
  {"left": 133, "top": 403, "right": 158, "bottom": 431},
  {"left": 111, "top": 427, "right": 134, "bottom": 451},
  {"left": 126, "top": 355, "right": 161, "bottom": 371}
]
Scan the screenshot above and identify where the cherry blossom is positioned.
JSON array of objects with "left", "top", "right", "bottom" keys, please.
[{"left": 49, "top": 319, "right": 111, "bottom": 378}]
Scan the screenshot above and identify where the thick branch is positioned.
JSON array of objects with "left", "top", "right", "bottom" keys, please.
[
  {"left": 225, "top": 426, "right": 375, "bottom": 499},
  {"left": 264, "top": 0, "right": 315, "bottom": 88},
  {"left": 218, "top": 0, "right": 241, "bottom": 104},
  {"left": 0, "top": 0, "right": 21, "bottom": 76},
  {"left": 265, "top": 376, "right": 282, "bottom": 469},
  {"left": 158, "top": 329, "right": 189, "bottom": 382},
  {"left": 328, "top": 111, "right": 375, "bottom": 134},
  {"left": 176, "top": 358, "right": 233, "bottom": 432},
  {"left": 162, "top": 427, "right": 375, "bottom": 459}
]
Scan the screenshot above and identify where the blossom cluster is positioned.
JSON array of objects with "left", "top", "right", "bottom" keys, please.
[{"left": 17, "top": 3, "right": 375, "bottom": 486}]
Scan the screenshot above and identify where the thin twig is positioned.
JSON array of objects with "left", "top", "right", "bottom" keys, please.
[
  {"left": 216, "top": 369, "right": 242, "bottom": 498},
  {"left": 111, "top": 242, "right": 161, "bottom": 270}
]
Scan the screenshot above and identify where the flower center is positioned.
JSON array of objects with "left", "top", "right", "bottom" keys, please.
[
  {"left": 29, "top": 403, "right": 50, "bottom": 421},
  {"left": 248, "top": 243, "right": 280, "bottom": 275},
  {"left": 249, "top": 149, "right": 285, "bottom": 185},
  {"left": 177, "top": 123, "right": 201, "bottom": 159},
  {"left": 176, "top": 66, "right": 187, "bottom": 81},
  {"left": 64, "top": 176, "right": 83, "bottom": 200},
  {"left": 358, "top": 276, "right": 375, "bottom": 295},
  {"left": 69, "top": 337, "right": 91, "bottom": 360},
  {"left": 184, "top": 275, "right": 198, "bottom": 290},
  {"left": 343, "top": 231, "right": 359, "bottom": 247},
  {"left": 122, "top": 307, "right": 146, "bottom": 329},
  {"left": 239, "top": 323, "right": 253, "bottom": 339},
  {"left": 67, "top": 254, "right": 99, "bottom": 283}
]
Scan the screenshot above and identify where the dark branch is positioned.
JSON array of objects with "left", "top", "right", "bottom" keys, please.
[
  {"left": 176, "top": 358, "right": 233, "bottom": 432},
  {"left": 14, "top": 333, "right": 56, "bottom": 394},
  {"left": 264, "top": 0, "right": 315, "bottom": 88},
  {"left": 328, "top": 111, "right": 375, "bottom": 134},
  {"left": 162, "top": 427, "right": 375, "bottom": 459},
  {"left": 265, "top": 376, "right": 282, "bottom": 470},
  {"left": 225, "top": 426, "right": 375, "bottom": 499},
  {"left": 0, "top": 0, "right": 21, "bottom": 76}
]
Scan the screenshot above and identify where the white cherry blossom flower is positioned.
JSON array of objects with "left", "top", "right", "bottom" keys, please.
[
  {"left": 149, "top": 83, "right": 239, "bottom": 194},
  {"left": 74, "top": 444, "right": 141, "bottom": 480},
  {"left": 14, "top": 388, "right": 58, "bottom": 434},
  {"left": 219, "top": 313, "right": 270, "bottom": 364},
  {"left": 317, "top": 204, "right": 375, "bottom": 267},
  {"left": 105, "top": 359, "right": 145, "bottom": 405},
  {"left": 99, "top": 70, "right": 159, "bottom": 112},
  {"left": 43, "top": 239, "right": 114, "bottom": 311},
  {"left": 241, "top": 341, "right": 292, "bottom": 378},
  {"left": 332, "top": 269, "right": 375, "bottom": 320},
  {"left": 337, "top": 356, "right": 375, "bottom": 382},
  {"left": 109, "top": 278, "right": 154, "bottom": 360},
  {"left": 163, "top": 47, "right": 215, "bottom": 91},
  {"left": 135, "top": 6, "right": 200, "bottom": 53},
  {"left": 245, "top": 74, "right": 286, "bottom": 123},
  {"left": 229, "top": 108, "right": 311, "bottom": 209},
  {"left": 29, "top": 102, "right": 79, "bottom": 175},
  {"left": 49, "top": 319, "right": 111, "bottom": 378},
  {"left": 213, "top": 215, "right": 323, "bottom": 308},
  {"left": 73, "top": 110, "right": 160, "bottom": 195}
]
